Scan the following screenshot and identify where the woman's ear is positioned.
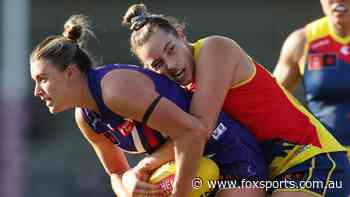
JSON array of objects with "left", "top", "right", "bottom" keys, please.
[{"left": 65, "top": 64, "right": 80, "bottom": 79}]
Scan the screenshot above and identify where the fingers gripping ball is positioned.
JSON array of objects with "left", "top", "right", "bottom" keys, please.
[{"left": 148, "top": 157, "right": 220, "bottom": 197}]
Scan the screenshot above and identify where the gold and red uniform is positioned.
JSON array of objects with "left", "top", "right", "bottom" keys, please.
[{"left": 191, "top": 39, "right": 345, "bottom": 179}]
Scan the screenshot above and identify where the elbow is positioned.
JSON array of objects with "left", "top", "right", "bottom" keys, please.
[
  {"left": 173, "top": 122, "right": 208, "bottom": 145},
  {"left": 191, "top": 127, "right": 208, "bottom": 143},
  {"left": 186, "top": 113, "right": 215, "bottom": 139},
  {"left": 193, "top": 120, "right": 213, "bottom": 140},
  {"left": 190, "top": 116, "right": 212, "bottom": 140},
  {"left": 107, "top": 168, "right": 128, "bottom": 177}
]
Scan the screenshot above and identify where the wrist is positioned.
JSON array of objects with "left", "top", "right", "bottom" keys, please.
[{"left": 110, "top": 173, "right": 130, "bottom": 197}]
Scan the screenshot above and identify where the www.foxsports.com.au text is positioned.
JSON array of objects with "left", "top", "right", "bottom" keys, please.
[{"left": 191, "top": 177, "right": 343, "bottom": 191}]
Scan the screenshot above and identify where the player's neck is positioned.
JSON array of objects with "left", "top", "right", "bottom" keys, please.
[
  {"left": 74, "top": 77, "right": 99, "bottom": 113},
  {"left": 332, "top": 22, "right": 350, "bottom": 38}
]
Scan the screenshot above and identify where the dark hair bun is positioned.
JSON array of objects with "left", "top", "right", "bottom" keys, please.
[
  {"left": 63, "top": 15, "right": 90, "bottom": 43},
  {"left": 122, "top": 3, "right": 148, "bottom": 27}
]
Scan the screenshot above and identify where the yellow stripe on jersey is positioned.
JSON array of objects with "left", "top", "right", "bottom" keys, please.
[
  {"left": 191, "top": 38, "right": 206, "bottom": 64},
  {"left": 304, "top": 17, "right": 350, "bottom": 46},
  {"left": 302, "top": 17, "right": 329, "bottom": 75},
  {"left": 192, "top": 37, "right": 345, "bottom": 179},
  {"left": 269, "top": 84, "right": 345, "bottom": 178},
  {"left": 192, "top": 39, "right": 257, "bottom": 89},
  {"left": 230, "top": 57, "right": 257, "bottom": 89},
  {"left": 302, "top": 17, "right": 350, "bottom": 74},
  {"left": 305, "top": 17, "right": 330, "bottom": 43}
]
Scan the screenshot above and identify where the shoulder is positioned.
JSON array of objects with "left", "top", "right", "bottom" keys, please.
[
  {"left": 99, "top": 68, "right": 159, "bottom": 121},
  {"left": 286, "top": 28, "right": 306, "bottom": 45},
  {"left": 202, "top": 35, "right": 241, "bottom": 50},
  {"left": 280, "top": 28, "right": 307, "bottom": 61},
  {"left": 74, "top": 108, "right": 106, "bottom": 144},
  {"left": 74, "top": 108, "right": 88, "bottom": 129},
  {"left": 284, "top": 28, "right": 306, "bottom": 50},
  {"left": 100, "top": 68, "right": 156, "bottom": 101},
  {"left": 199, "top": 35, "right": 246, "bottom": 60}
]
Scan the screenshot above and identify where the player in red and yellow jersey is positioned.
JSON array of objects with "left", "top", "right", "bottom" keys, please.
[{"left": 122, "top": 3, "right": 350, "bottom": 197}]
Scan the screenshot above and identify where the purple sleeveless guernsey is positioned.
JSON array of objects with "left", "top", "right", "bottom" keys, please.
[{"left": 80, "top": 64, "right": 267, "bottom": 179}]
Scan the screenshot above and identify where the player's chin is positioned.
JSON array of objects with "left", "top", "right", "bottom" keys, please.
[
  {"left": 48, "top": 105, "right": 65, "bottom": 114},
  {"left": 179, "top": 77, "right": 192, "bottom": 87},
  {"left": 174, "top": 74, "right": 191, "bottom": 86},
  {"left": 48, "top": 106, "right": 58, "bottom": 114}
]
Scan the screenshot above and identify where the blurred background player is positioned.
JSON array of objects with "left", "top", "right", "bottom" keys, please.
[
  {"left": 274, "top": 0, "right": 350, "bottom": 161},
  {"left": 121, "top": 3, "right": 350, "bottom": 197}
]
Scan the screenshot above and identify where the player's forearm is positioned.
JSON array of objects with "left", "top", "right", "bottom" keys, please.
[
  {"left": 172, "top": 135, "right": 206, "bottom": 197},
  {"left": 110, "top": 173, "right": 129, "bottom": 197},
  {"left": 189, "top": 93, "right": 224, "bottom": 138}
]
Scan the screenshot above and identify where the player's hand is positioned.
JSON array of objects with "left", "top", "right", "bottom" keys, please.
[{"left": 122, "top": 167, "right": 165, "bottom": 197}]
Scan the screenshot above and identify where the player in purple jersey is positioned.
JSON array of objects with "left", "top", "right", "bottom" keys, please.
[{"left": 30, "top": 15, "right": 266, "bottom": 197}]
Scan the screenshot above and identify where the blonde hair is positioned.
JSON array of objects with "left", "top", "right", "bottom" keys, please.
[{"left": 30, "top": 14, "right": 95, "bottom": 73}]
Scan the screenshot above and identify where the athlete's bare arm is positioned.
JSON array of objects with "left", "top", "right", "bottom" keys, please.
[
  {"left": 136, "top": 139, "right": 175, "bottom": 172},
  {"left": 75, "top": 108, "right": 130, "bottom": 196},
  {"left": 101, "top": 69, "right": 208, "bottom": 197},
  {"left": 191, "top": 36, "right": 253, "bottom": 134},
  {"left": 273, "top": 28, "right": 306, "bottom": 92}
]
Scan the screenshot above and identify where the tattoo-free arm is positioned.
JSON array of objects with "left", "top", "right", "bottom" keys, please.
[
  {"left": 101, "top": 70, "right": 208, "bottom": 197},
  {"left": 75, "top": 108, "right": 130, "bottom": 197},
  {"left": 273, "top": 28, "right": 306, "bottom": 92},
  {"left": 189, "top": 36, "right": 251, "bottom": 135}
]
